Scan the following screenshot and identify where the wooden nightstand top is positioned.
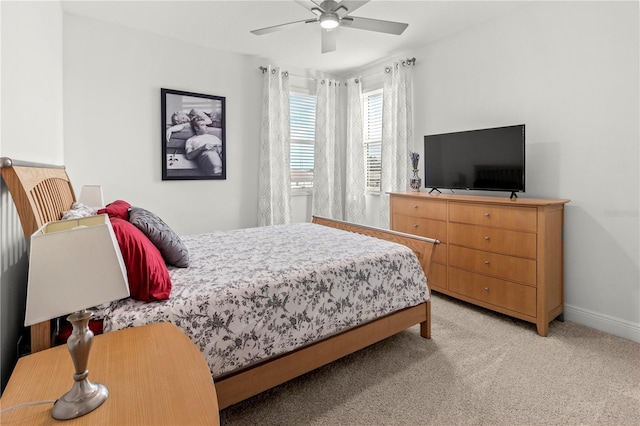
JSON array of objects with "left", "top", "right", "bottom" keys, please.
[{"left": 0, "top": 322, "right": 220, "bottom": 425}]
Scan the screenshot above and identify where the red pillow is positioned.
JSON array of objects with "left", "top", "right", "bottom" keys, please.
[
  {"left": 109, "top": 217, "right": 171, "bottom": 302},
  {"left": 98, "top": 200, "right": 131, "bottom": 220}
]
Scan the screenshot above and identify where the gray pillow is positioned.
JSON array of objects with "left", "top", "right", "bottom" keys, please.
[{"left": 128, "top": 206, "right": 189, "bottom": 268}]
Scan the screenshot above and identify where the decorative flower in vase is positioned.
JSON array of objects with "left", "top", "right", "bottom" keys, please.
[
  {"left": 409, "top": 152, "right": 421, "bottom": 191},
  {"left": 409, "top": 152, "right": 420, "bottom": 171}
]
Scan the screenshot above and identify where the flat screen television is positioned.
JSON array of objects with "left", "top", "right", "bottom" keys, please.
[{"left": 424, "top": 124, "right": 525, "bottom": 195}]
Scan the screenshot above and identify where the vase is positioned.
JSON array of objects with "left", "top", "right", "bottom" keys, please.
[{"left": 410, "top": 169, "right": 421, "bottom": 192}]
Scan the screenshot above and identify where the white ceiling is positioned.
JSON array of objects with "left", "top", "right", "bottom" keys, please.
[{"left": 60, "top": 0, "right": 525, "bottom": 76}]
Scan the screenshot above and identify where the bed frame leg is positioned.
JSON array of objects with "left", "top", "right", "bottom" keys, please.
[{"left": 420, "top": 300, "right": 431, "bottom": 339}]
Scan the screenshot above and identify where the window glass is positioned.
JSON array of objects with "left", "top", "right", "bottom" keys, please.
[
  {"left": 290, "top": 92, "right": 316, "bottom": 189},
  {"left": 363, "top": 89, "right": 383, "bottom": 191}
]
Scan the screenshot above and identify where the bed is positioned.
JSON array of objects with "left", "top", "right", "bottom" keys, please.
[{"left": 1, "top": 157, "right": 439, "bottom": 409}]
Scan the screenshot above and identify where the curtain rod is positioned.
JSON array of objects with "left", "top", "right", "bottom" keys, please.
[
  {"left": 258, "top": 66, "right": 314, "bottom": 81},
  {"left": 258, "top": 57, "right": 417, "bottom": 83},
  {"left": 351, "top": 57, "right": 417, "bottom": 83}
]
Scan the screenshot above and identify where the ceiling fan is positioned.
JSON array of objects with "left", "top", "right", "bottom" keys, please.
[{"left": 250, "top": 0, "right": 409, "bottom": 53}]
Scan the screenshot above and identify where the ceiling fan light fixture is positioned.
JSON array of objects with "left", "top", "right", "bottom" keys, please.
[{"left": 319, "top": 14, "right": 339, "bottom": 30}]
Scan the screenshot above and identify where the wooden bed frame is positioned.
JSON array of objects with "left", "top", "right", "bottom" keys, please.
[{"left": 1, "top": 157, "right": 439, "bottom": 409}]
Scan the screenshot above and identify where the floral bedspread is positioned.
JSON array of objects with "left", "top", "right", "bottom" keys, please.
[{"left": 101, "top": 222, "right": 429, "bottom": 378}]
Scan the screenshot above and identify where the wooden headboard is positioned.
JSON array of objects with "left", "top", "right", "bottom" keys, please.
[
  {"left": 1, "top": 157, "right": 76, "bottom": 351},
  {"left": 0, "top": 157, "right": 76, "bottom": 238}
]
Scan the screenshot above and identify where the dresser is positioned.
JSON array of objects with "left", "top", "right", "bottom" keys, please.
[{"left": 389, "top": 192, "right": 569, "bottom": 336}]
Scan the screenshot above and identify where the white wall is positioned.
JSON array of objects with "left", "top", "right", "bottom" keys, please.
[
  {"left": 0, "top": 0, "right": 64, "bottom": 392},
  {"left": 1, "top": 1, "right": 64, "bottom": 163},
  {"left": 411, "top": 1, "right": 639, "bottom": 341},
  {"left": 63, "top": 14, "right": 263, "bottom": 235}
]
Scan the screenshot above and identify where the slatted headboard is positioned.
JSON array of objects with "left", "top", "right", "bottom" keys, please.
[
  {"left": 1, "top": 157, "right": 76, "bottom": 351},
  {"left": 1, "top": 158, "right": 76, "bottom": 237}
]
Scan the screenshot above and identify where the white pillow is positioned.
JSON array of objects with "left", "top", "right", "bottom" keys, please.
[{"left": 61, "top": 202, "right": 98, "bottom": 220}]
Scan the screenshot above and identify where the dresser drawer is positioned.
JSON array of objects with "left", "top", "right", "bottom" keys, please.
[
  {"left": 449, "top": 202, "right": 537, "bottom": 232},
  {"left": 391, "top": 197, "right": 447, "bottom": 220},
  {"left": 448, "top": 245, "right": 536, "bottom": 286},
  {"left": 432, "top": 243, "right": 446, "bottom": 264},
  {"left": 392, "top": 214, "right": 447, "bottom": 242},
  {"left": 449, "top": 268, "right": 537, "bottom": 317},
  {"left": 449, "top": 223, "right": 536, "bottom": 259},
  {"left": 427, "top": 262, "right": 447, "bottom": 292}
]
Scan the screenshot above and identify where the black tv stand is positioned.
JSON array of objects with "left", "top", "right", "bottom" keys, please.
[
  {"left": 510, "top": 192, "right": 518, "bottom": 199},
  {"left": 428, "top": 188, "right": 441, "bottom": 194}
]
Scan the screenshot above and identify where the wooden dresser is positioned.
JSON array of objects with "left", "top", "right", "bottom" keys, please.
[{"left": 389, "top": 192, "right": 569, "bottom": 336}]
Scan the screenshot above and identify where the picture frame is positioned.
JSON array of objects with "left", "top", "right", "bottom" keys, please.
[{"left": 161, "top": 88, "right": 226, "bottom": 180}]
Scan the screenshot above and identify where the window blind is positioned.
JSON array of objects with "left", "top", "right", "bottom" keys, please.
[
  {"left": 290, "top": 92, "right": 316, "bottom": 189},
  {"left": 363, "top": 89, "right": 383, "bottom": 191}
]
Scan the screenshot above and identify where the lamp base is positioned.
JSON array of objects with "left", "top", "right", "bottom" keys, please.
[
  {"left": 51, "top": 310, "right": 108, "bottom": 420},
  {"left": 51, "top": 378, "right": 108, "bottom": 420}
]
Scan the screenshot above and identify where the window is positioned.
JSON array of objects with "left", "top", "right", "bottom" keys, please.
[
  {"left": 290, "top": 92, "right": 316, "bottom": 189},
  {"left": 363, "top": 89, "right": 383, "bottom": 191}
]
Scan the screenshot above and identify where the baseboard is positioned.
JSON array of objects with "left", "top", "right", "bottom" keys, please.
[{"left": 563, "top": 304, "right": 640, "bottom": 343}]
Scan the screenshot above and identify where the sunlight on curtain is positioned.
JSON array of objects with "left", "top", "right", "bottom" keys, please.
[
  {"left": 312, "top": 79, "right": 343, "bottom": 219},
  {"left": 378, "top": 61, "right": 414, "bottom": 228},
  {"left": 258, "top": 66, "right": 292, "bottom": 226},
  {"left": 344, "top": 77, "right": 366, "bottom": 224}
]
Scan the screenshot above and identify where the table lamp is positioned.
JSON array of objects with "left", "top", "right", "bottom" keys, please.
[
  {"left": 24, "top": 214, "right": 130, "bottom": 420},
  {"left": 78, "top": 185, "right": 104, "bottom": 208}
]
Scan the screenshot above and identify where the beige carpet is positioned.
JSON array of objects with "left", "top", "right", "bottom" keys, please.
[{"left": 220, "top": 293, "right": 640, "bottom": 425}]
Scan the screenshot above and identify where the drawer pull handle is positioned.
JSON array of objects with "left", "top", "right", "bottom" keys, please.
[
  {"left": 484, "top": 287, "right": 489, "bottom": 292},
  {"left": 413, "top": 224, "right": 418, "bottom": 228},
  {"left": 413, "top": 205, "right": 419, "bottom": 209},
  {"left": 484, "top": 213, "right": 490, "bottom": 217},
  {"left": 484, "top": 236, "right": 490, "bottom": 241},
  {"left": 484, "top": 260, "right": 490, "bottom": 265}
]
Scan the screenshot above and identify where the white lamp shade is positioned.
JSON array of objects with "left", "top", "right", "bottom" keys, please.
[
  {"left": 25, "top": 214, "right": 130, "bottom": 326},
  {"left": 78, "top": 185, "right": 104, "bottom": 208}
]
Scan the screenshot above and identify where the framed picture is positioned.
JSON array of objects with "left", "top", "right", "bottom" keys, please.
[{"left": 161, "top": 88, "right": 226, "bottom": 180}]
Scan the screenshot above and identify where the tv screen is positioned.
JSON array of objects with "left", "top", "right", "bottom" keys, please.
[{"left": 424, "top": 124, "right": 525, "bottom": 193}]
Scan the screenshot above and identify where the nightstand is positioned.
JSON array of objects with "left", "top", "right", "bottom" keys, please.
[{"left": 0, "top": 322, "right": 220, "bottom": 425}]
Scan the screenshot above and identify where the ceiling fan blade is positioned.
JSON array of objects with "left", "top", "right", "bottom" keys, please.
[
  {"left": 251, "top": 18, "right": 315, "bottom": 36},
  {"left": 341, "top": 16, "right": 408, "bottom": 35},
  {"left": 321, "top": 29, "right": 337, "bottom": 53},
  {"left": 333, "top": 1, "right": 370, "bottom": 17},
  {"left": 294, "top": 0, "right": 325, "bottom": 15}
]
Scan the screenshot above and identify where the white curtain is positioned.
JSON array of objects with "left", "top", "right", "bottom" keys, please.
[
  {"left": 312, "top": 79, "right": 343, "bottom": 219},
  {"left": 378, "top": 61, "right": 414, "bottom": 228},
  {"left": 344, "top": 77, "right": 366, "bottom": 224},
  {"left": 258, "top": 66, "right": 292, "bottom": 226}
]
